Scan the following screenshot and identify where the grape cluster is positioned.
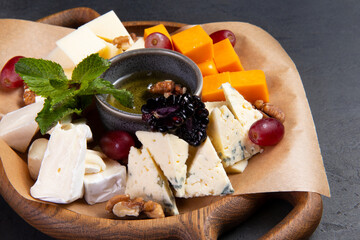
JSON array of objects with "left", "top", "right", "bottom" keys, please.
[{"left": 141, "top": 93, "right": 209, "bottom": 146}]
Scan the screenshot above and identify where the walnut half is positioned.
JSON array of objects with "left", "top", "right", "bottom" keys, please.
[
  {"left": 106, "top": 195, "right": 165, "bottom": 219},
  {"left": 254, "top": 100, "right": 285, "bottom": 123}
]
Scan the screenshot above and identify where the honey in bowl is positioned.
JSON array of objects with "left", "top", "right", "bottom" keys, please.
[{"left": 107, "top": 71, "right": 189, "bottom": 114}]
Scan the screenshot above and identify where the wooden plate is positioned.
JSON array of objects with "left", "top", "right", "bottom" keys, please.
[{"left": 0, "top": 7, "right": 323, "bottom": 240}]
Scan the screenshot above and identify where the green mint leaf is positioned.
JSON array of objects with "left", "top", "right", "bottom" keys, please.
[
  {"left": 71, "top": 53, "right": 110, "bottom": 88},
  {"left": 36, "top": 99, "right": 82, "bottom": 134},
  {"left": 81, "top": 77, "right": 134, "bottom": 108},
  {"left": 49, "top": 78, "right": 68, "bottom": 90},
  {"left": 15, "top": 58, "right": 68, "bottom": 97}
]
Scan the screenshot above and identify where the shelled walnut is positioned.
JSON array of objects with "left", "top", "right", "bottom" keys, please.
[
  {"left": 23, "top": 84, "right": 36, "bottom": 105},
  {"left": 106, "top": 194, "right": 165, "bottom": 219},
  {"left": 254, "top": 100, "right": 285, "bottom": 123},
  {"left": 148, "top": 80, "right": 187, "bottom": 97}
]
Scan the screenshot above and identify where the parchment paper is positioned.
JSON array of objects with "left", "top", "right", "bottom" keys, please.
[{"left": 0, "top": 19, "right": 330, "bottom": 218}]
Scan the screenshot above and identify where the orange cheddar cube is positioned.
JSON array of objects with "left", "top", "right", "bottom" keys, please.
[
  {"left": 229, "top": 70, "right": 269, "bottom": 103},
  {"left": 197, "top": 59, "right": 219, "bottom": 77},
  {"left": 213, "top": 38, "right": 244, "bottom": 72},
  {"left": 201, "top": 72, "right": 230, "bottom": 102},
  {"left": 171, "top": 25, "right": 213, "bottom": 64},
  {"left": 144, "top": 24, "right": 172, "bottom": 43}
]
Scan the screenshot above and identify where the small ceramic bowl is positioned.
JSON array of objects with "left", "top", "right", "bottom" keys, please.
[{"left": 95, "top": 48, "right": 203, "bottom": 133}]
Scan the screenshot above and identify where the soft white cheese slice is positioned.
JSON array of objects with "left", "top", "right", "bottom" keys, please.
[
  {"left": 28, "top": 138, "right": 49, "bottom": 180},
  {"left": 177, "top": 137, "right": 234, "bottom": 198},
  {"left": 79, "top": 10, "right": 134, "bottom": 45},
  {"left": 135, "top": 131, "right": 188, "bottom": 196},
  {"left": 126, "top": 37, "right": 145, "bottom": 51},
  {"left": 56, "top": 27, "right": 107, "bottom": 66},
  {"left": 207, "top": 105, "right": 261, "bottom": 167},
  {"left": 126, "top": 147, "right": 179, "bottom": 215},
  {"left": 83, "top": 159, "right": 126, "bottom": 205},
  {"left": 0, "top": 98, "right": 44, "bottom": 152},
  {"left": 84, "top": 149, "right": 107, "bottom": 174},
  {"left": 221, "top": 82, "right": 263, "bottom": 130},
  {"left": 30, "top": 123, "right": 91, "bottom": 204}
]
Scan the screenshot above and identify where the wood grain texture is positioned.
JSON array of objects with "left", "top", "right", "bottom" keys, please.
[{"left": 0, "top": 7, "right": 323, "bottom": 240}]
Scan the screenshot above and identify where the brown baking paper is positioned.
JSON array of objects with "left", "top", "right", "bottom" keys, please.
[{"left": 0, "top": 19, "right": 330, "bottom": 218}]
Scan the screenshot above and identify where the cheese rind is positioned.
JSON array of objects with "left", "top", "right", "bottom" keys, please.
[
  {"left": 28, "top": 138, "right": 49, "bottom": 180},
  {"left": 126, "top": 147, "right": 179, "bottom": 215},
  {"left": 177, "top": 137, "right": 234, "bottom": 198},
  {"left": 84, "top": 159, "right": 126, "bottom": 205},
  {"left": 135, "top": 131, "right": 188, "bottom": 196},
  {"left": 30, "top": 123, "right": 91, "bottom": 204},
  {"left": 0, "top": 98, "right": 44, "bottom": 152}
]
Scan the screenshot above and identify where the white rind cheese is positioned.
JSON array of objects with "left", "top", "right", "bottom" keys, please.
[
  {"left": 27, "top": 138, "right": 49, "bottom": 180},
  {"left": 221, "top": 82, "right": 263, "bottom": 130},
  {"left": 0, "top": 98, "right": 44, "bottom": 152},
  {"left": 126, "top": 147, "right": 179, "bottom": 215},
  {"left": 84, "top": 149, "right": 107, "bottom": 174},
  {"left": 135, "top": 131, "right": 188, "bottom": 196},
  {"left": 83, "top": 159, "right": 126, "bottom": 205},
  {"left": 177, "top": 137, "right": 234, "bottom": 198},
  {"left": 30, "top": 123, "right": 91, "bottom": 204}
]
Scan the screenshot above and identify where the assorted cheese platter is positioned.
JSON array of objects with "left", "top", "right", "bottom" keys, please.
[{"left": 0, "top": 7, "right": 328, "bottom": 240}]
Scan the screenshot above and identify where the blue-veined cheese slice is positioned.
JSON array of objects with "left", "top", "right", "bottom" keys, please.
[
  {"left": 125, "top": 147, "right": 179, "bottom": 215},
  {"left": 207, "top": 105, "right": 261, "bottom": 167},
  {"left": 177, "top": 137, "right": 234, "bottom": 198},
  {"left": 135, "top": 131, "right": 188, "bottom": 196},
  {"left": 225, "top": 158, "right": 249, "bottom": 174}
]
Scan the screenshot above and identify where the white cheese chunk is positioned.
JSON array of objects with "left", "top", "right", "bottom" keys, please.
[
  {"left": 79, "top": 10, "right": 134, "bottom": 45},
  {"left": 205, "top": 101, "right": 227, "bottom": 114},
  {"left": 221, "top": 82, "right": 263, "bottom": 130},
  {"left": 135, "top": 131, "right": 188, "bottom": 196},
  {"left": 207, "top": 105, "right": 261, "bottom": 167},
  {"left": 83, "top": 159, "right": 126, "bottom": 205},
  {"left": 225, "top": 158, "right": 249, "bottom": 174},
  {"left": 126, "top": 147, "right": 179, "bottom": 215},
  {"left": 30, "top": 123, "right": 91, "bottom": 204},
  {"left": 0, "top": 98, "right": 44, "bottom": 152},
  {"left": 56, "top": 27, "right": 107, "bottom": 66},
  {"left": 28, "top": 138, "right": 49, "bottom": 180},
  {"left": 101, "top": 41, "right": 123, "bottom": 59},
  {"left": 126, "top": 37, "right": 145, "bottom": 51},
  {"left": 45, "top": 47, "right": 75, "bottom": 69},
  {"left": 84, "top": 149, "right": 107, "bottom": 174},
  {"left": 177, "top": 137, "right": 234, "bottom": 198}
]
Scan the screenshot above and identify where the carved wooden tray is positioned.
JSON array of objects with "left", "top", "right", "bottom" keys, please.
[{"left": 0, "top": 7, "right": 323, "bottom": 240}]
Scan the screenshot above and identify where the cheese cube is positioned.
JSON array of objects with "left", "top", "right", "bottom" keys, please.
[
  {"left": 100, "top": 41, "right": 123, "bottom": 59},
  {"left": 79, "top": 10, "right": 134, "bottom": 45},
  {"left": 28, "top": 138, "right": 49, "bottom": 180},
  {"left": 202, "top": 72, "right": 230, "bottom": 102},
  {"left": 56, "top": 27, "right": 107, "bottom": 66},
  {"left": 45, "top": 47, "right": 75, "bottom": 69},
  {"left": 197, "top": 59, "right": 219, "bottom": 77},
  {"left": 84, "top": 149, "right": 107, "bottom": 174},
  {"left": 221, "top": 82, "right": 263, "bottom": 130},
  {"left": 135, "top": 131, "right": 188, "bottom": 196},
  {"left": 84, "top": 159, "right": 126, "bottom": 205},
  {"left": 229, "top": 70, "right": 269, "bottom": 103},
  {"left": 0, "top": 98, "right": 44, "bottom": 152},
  {"left": 177, "top": 138, "right": 234, "bottom": 198},
  {"left": 213, "top": 38, "right": 244, "bottom": 72},
  {"left": 126, "top": 147, "right": 179, "bottom": 215},
  {"left": 172, "top": 25, "right": 213, "bottom": 63},
  {"left": 30, "top": 123, "right": 91, "bottom": 204}
]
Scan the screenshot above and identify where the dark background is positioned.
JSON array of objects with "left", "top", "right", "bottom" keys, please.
[{"left": 1, "top": 0, "right": 359, "bottom": 239}]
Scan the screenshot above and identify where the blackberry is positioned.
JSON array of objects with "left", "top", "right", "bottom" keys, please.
[{"left": 141, "top": 93, "right": 209, "bottom": 146}]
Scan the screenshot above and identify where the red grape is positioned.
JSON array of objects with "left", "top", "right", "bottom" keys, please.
[
  {"left": 209, "top": 30, "right": 236, "bottom": 47},
  {"left": 145, "top": 32, "right": 172, "bottom": 49},
  {"left": 100, "top": 131, "right": 135, "bottom": 165},
  {"left": 0, "top": 56, "right": 25, "bottom": 89},
  {"left": 249, "top": 118, "right": 284, "bottom": 146}
]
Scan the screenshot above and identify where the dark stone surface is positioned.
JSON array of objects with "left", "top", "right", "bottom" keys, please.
[{"left": 1, "top": 0, "right": 359, "bottom": 239}]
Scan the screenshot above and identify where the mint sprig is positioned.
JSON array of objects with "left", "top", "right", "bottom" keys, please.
[{"left": 15, "top": 53, "right": 134, "bottom": 134}]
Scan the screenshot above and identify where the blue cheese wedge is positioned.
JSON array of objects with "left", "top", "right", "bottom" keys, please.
[
  {"left": 221, "top": 82, "right": 263, "bottom": 130},
  {"left": 225, "top": 158, "right": 249, "bottom": 174},
  {"left": 204, "top": 101, "right": 227, "bottom": 114},
  {"left": 207, "top": 106, "right": 250, "bottom": 167},
  {"left": 30, "top": 123, "right": 91, "bottom": 204},
  {"left": 135, "top": 131, "right": 188, "bottom": 196},
  {"left": 125, "top": 147, "right": 179, "bottom": 215},
  {"left": 177, "top": 137, "right": 234, "bottom": 198},
  {"left": 84, "top": 158, "right": 126, "bottom": 205}
]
